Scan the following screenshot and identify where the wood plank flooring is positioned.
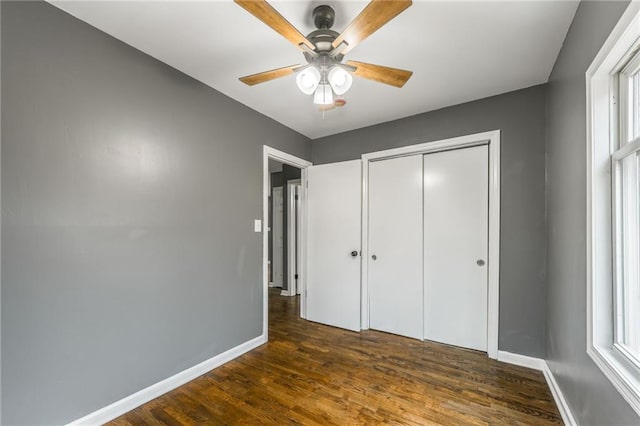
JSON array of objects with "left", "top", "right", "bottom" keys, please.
[{"left": 109, "top": 289, "right": 562, "bottom": 425}]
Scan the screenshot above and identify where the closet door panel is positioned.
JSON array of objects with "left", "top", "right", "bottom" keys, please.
[
  {"left": 368, "top": 155, "right": 423, "bottom": 340},
  {"left": 423, "top": 145, "right": 489, "bottom": 351}
]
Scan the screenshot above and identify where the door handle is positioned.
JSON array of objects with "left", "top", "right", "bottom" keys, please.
[
  {"left": 350, "top": 250, "right": 359, "bottom": 258},
  {"left": 477, "top": 259, "right": 485, "bottom": 266},
  {"left": 371, "top": 254, "right": 377, "bottom": 260}
]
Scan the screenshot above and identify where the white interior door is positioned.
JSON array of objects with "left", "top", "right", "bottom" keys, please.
[
  {"left": 272, "top": 186, "right": 284, "bottom": 288},
  {"left": 368, "top": 155, "right": 424, "bottom": 339},
  {"left": 423, "top": 145, "right": 489, "bottom": 351},
  {"left": 306, "top": 160, "right": 361, "bottom": 331}
]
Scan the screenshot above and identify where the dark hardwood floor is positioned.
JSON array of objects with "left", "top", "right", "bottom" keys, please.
[{"left": 109, "top": 289, "right": 561, "bottom": 425}]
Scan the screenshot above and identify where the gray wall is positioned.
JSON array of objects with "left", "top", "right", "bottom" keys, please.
[
  {"left": 546, "top": 1, "right": 639, "bottom": 424},
  {"left": 1, "top": 1, "right": 310, "bottom": 424},
  {"left": 313, "top": 85, "right": 548, "bottom": 357}
]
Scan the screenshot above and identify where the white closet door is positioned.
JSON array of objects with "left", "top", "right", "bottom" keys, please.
[
  {"left": 423, "top": 145, "right": 489, "bottom": 351},
  {"left": 369, "top": 155, "right": 423, "bottom": 339},
  {"left": 307, "top": 160, "right": 361, "bottom": 332}
]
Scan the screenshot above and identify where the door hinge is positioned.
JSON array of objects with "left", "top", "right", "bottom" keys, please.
[
  {"left": 295, "top": 195, "right": 299, "bottom": 201},
  {"left": 295, "top": 274, "right": 298, "bottom": 280}
]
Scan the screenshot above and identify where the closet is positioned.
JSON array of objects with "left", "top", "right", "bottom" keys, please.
[{"left": 368, "top": 145, "right": 489, "bottom": 351}]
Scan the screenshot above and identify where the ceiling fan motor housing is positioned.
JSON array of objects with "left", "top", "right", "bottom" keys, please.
[
  {"left": 305, "top": 6, "right": 342, "bottom": 66},
  {"left": 313, "top": 5, "right": 335, "bottom": 30}
]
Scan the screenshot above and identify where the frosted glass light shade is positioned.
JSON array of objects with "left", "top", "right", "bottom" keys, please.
[
  {"left": 313, "top": 83, "right": 334, "bottom": 105},
  {"left": 328, "top": 67, "right": 353, "bottom": 95},
  {"left": 296, "top": 67, "right": 321, "bottom": 95}
]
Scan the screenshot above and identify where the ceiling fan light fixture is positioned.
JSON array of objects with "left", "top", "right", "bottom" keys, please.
[
  {"left": 328, "top": 66, "right": 353, "bottom": 96},
  {"left": 313, "top": 83, "right": 334, "bottom": 105},
  {"left": 236, "top": 0, "right": 414, "bottom": 110},
  {"left": 296, "top": 66, "right": 321, "bottom": 95}
]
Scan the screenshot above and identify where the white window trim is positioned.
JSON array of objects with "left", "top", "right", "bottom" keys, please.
[{"left": 586, "top": 0, "right": 640, "bottom": 416}]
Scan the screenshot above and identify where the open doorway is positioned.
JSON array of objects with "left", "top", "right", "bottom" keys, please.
[
  {"left": 268, "top": 159, "right": 301, "bottom": 297},
  {"left": 262, "top": 147, "right": 311, "bottom": 340}
]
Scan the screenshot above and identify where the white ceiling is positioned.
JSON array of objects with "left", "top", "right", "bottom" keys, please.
[{"left": 49, "top": 1, "right": 578, "bottom": 139}]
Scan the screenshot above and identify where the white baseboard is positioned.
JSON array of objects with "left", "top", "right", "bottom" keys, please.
[
  {"left": 497, "top": 350, "right": 546, "bottom": 370},
  {"left": 497, "top": 351, "right": 577, "bottom": 426},
  {"left": 268, "top": 281, "right": 275, "bottom": 288},
  {"left": 67, "top": 334, "right": 267, "bottom": 425},
  {"left": 542, "top": 362, "right": 578, "bottom": 426},
  {"left": 280, "top": 289, "right": 294, "bottom": 296}
]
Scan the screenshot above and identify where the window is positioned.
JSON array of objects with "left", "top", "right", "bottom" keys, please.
[
  {"left": 615, "top": 56, "right": 640, "bottom": 365},
  {"left": 587, "top": 2, "right": 640, "bottom": 416}
]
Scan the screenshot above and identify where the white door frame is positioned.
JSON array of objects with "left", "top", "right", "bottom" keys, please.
[
  {"left": 285, "top": 179, "right": 301, "bottom": 297},
  {"left": 295, "top": 182, "right": 303, "bottom": 296},
  {"left": 263, "top": 146, "right": 312, "bottom": 339},
  {"left": 360, "top": 130, "right": 501, "bottom": 359}
]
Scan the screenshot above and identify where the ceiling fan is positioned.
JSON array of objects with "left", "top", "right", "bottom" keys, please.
[{"left": 235, "top": 0, "right": 413, "bottom": 107}]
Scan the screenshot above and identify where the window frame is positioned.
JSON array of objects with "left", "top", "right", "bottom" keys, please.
[
  {"left": 586, "top": 1, "right": 640, "bottom": 416},
  {"left": 613, "top": 56, "right": 640, "bottom": 367}
]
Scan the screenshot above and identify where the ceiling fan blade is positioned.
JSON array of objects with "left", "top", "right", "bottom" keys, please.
[
  {"left": 235, "top": 0, "right": 315, "bottom": 51},
  {"left": 346, "top": 60, "right": 413, "bottom": 88},
  {"left": 239, "top": 64, "right": 301, "bottom": 86},
  {"left": 333, "top": 0, "right": 412, "bottom": 54}
]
